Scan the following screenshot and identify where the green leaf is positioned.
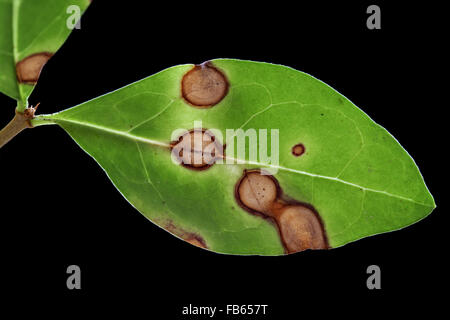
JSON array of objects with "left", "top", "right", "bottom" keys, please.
[
  {"left": 33, "top": 59, "right": 435, "bottom": 255},
  {"left": 0, "top": 0, "right": 90, "bottom": 109}
]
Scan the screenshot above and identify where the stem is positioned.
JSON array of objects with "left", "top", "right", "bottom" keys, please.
[
  {"left": 0, "top": 109, "right": 33, "bottom": 149},
  {"left": 16, "top": 100, "right": 26, "bottom": 113}
]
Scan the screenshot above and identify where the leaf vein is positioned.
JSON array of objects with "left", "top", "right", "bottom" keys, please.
[{"left": 127, "top": 99, "right": 175, "bottom": 133}]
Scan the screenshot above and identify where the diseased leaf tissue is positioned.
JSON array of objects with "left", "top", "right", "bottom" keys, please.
[{"left": 0, "top": 1, "right": 435, "bottom": 255}]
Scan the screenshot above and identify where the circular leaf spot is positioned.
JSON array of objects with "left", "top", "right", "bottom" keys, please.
[
  {"left": 181, "top": 62, "right": 229, "bottom": 107},
  {"left": 171, "top": 129, "right": 223, "bottom": 170},
  {"left": 292, "top": 143, "right": 305, "bottom": 157},
  {"left": 236, "top": 170, "right": 278, "bottom": 214}
]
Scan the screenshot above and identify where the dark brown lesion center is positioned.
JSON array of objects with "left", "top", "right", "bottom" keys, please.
[{"left": 181, "top": 62, "right": 229, "bottom": 107}]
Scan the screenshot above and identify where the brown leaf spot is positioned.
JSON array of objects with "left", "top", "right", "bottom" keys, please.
[
  {"left": 235, "top": 170, "right": 328, "bottom": 254},
  {"left": 16, "top": 52, "right": 53, "bottom": 84},
  {"left": 277, "top": 205, "right": 328, "bottom": 252},
  {"left": 292, "top": 143, "right": 305, "bottom": 157},
  {"left": 171, "top": 129, "right": 224, "bottom": 170},
  {"left": 181, "top": 61, "right": 229, "bottom": 107},
  {"left": 236, "top": 170, "right": 278, "bottom": 214},
  {"left": 185, "top": 237, "right": 208, "bottom": 249},
  {"left": 159, "top": 220, "right": 208, "bottom": 249}
]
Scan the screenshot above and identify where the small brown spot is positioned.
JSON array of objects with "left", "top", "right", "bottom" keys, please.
[
  {"left": 16, "top": 52, "right": 53, "bottom": 84},
  {"left": 171, "top": 129, "right": 224, "bottom": 170},
  {"left": 181, "top": 62, "right": 229, "bottom": 107},
  {"left": 235, "top": 170, "right": 328, "bottom": 254},
  {"left": 292, "top": 143, "right": 305, "bottom": 157}
]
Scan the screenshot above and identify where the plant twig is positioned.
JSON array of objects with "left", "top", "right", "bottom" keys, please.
[{"left": 0, "top": 104, "right": 39, "bottom": 149}]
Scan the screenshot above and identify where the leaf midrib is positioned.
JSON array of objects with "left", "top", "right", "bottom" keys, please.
[{"left": 35, "top": 115, "right": 434, "bottom": 208}]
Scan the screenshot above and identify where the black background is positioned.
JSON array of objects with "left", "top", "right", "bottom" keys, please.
[{"left": 0, "top": 0, "right": 445, "bottom": 317}]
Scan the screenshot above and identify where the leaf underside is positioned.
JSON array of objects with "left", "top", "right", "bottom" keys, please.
[
  {"left": 0, "top": 0, "right": 90, "bottom": 108},
  {"left": 34, "top": 59, "right": 435, "bottom": 255}
]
